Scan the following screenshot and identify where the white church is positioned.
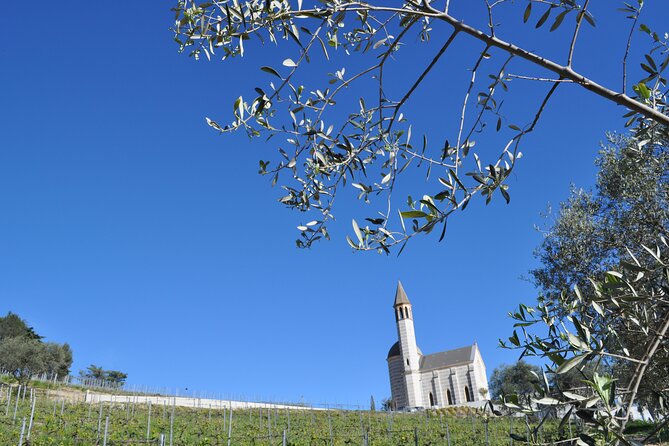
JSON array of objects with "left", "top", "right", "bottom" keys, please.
[{"left": 387, "top": 282, "right": 489, "bottom": 410}]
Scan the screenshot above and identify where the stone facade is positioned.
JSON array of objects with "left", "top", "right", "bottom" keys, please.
[{"left": 387, "top": 282, "right": 489, "bottom": 409}]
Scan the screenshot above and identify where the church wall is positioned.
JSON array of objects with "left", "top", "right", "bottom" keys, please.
[
  {"left": 404, "top": 372, "right": 423, "bottom": 408},
  {"left": 419, "top": 371, "right": 442, "bottom": 407},
  {"left": 421, "top": 364, "right": 477, "bottom": 406},
  {"left": 387, "top": 357, "right": 407, "bottom": 409},
  {"left": 453, "top": 364, "right": 473, "bottom": 404},
  {"left": 392, "top": 357, "right": 489, "bottom": 409},
  {"left": 473, "top": 350, "right": 489, "bottom": 399}
]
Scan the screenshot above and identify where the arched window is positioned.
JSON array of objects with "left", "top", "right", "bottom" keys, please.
[
  {"left": 406, "top": 359, "right": 410, "bottom": 366},
  {"left": 464, "top": 386, "right": 472, "bottom": 402},
  {"left": 429, "top": 392, "right": 435, "bottom": 406},
  {"left": 446, "top": 389, "right": 453, "bottom": 405},
  {"left": 403, "top": 307, "right": 409, "bottom": 318},
  {"left": 397, "top": 308, "right": 401, "bottom": 320}
]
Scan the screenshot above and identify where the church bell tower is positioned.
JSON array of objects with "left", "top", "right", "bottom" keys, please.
[{"left": 394, "top": 281, "right": 424, "bottom": 407}]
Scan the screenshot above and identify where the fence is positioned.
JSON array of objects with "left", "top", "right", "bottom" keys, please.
[{"left": 0, "top": 370, "right": 352, "bottom": 412}]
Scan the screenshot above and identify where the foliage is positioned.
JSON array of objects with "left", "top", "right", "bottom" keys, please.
[
  {"left": 0, "top": 338, "right": 71, "bottom": 385},
  {"left": 381, "top": 397, "right": 393, "bottom": 412},
  {"left": 79, "top": 365, "right": 128, "bottom": 388},
  {"left": 80, "top": 364, "right": 105, "bottom": 380},
  {"left": 43, "top": 342, "right": 73, "bottom": 379},
  {"left": 0, "top": 337, "right": 47, "bottom": 384},
  {"left": 489, "top": 361, "right": 541, "bottom": 402},
  {"left": 172, "top": 0, "right": 669, "bottom": 252},
  {"left": 0, "top": 313, "right": 73, "bottom": 385},
  {"left": 106, "top": 370, "right": 128, "bottom": 387},
  {"left": 531, "top": 134, "right": 669, "bottom": 415},
  {"left": 0, "top": 312, "right": 42, "bottom": 341},
  {"left": 501, "top": 239, "right": 669, "bottom": 445}
]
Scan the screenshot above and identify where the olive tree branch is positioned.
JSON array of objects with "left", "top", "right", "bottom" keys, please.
[
  {"left": 622, "top": 2, "right": 643, "bottom": 95},
  {"left": 620, "top": 309, "right": 669, "bottom": 433},
  {"left": 566, "top": 0, "right": 589, "bottom": 67},
  {"left": 387, "top": 29, "right": 460, "bottom": 133}
]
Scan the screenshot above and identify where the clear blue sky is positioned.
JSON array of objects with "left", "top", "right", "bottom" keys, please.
[{"left": 1, "top": 1, "right": 667, "bottom": 407}]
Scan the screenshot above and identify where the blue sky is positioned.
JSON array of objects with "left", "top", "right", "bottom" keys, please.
[{"left": 1, "top": 1, "right": 667, "bottom": 407}]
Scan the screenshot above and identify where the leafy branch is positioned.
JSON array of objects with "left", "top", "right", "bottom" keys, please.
[{"left": 173, "top": 0, "right": 668, "bottom": 252}]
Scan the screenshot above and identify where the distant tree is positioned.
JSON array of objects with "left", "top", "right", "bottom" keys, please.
[
  {"left": 0, "top": 337, "right": 48, "bottom": 384},
  {"left": 105, "top": 370, "right": 128, "bottom": 388},
  {"left": 57, "top": 343, "right": 73, "bottom": 378},
  {"left": 80, "top": 366, "right": 128, "bottom": 388},
  {"left": 489, "top": 361, "right": 541, "bottom": 402},
  {"left": 381, "top": 398, "right": 394, "bottom": 412},
  {"left": 0, "top": 312, "right": 42, "bottom": 341},
  {"left": 370, "top": 395, "right": 376, "bottom": 412},
  {"left": 43, "top": 343, "right": 73, "bottom": 379},
  {"left": 80, "top": 364, "right": 106, "bottom": 381}
]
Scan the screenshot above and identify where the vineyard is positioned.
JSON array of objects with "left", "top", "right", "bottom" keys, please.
[
  {"left": 0, "top": 383, "right": 664, "bottom": 445},
  {"left": 0, "top": 382, "right": 567, "bottom": 446}
]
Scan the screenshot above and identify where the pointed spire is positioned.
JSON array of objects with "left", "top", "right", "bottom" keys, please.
[{"left": 393, "top": 281, "right": 411, "bottom": 306}]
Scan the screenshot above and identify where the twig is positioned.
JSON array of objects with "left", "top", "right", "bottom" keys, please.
[
  {"left": 622, "top": 4, "right": 643, "bottom": 94},
  {"left": 507, "top": 74, "right": 573, "bottom": 83},
  {"left": 387, "top": 30, "right": 460, "bottom": 133},
  {"left": 567, "top": 0, "right": 589, "bottom": 67}
]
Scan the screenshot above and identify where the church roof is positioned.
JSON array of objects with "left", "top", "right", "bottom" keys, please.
[
  {"left": 386, "top": 341, "right": 423, "bottom": 359},
  {"left": 419, "top": 344, "right": 476, "bottom": 371},
  {"left": 386, "top": 342, "right": 477, "bottom": 369},
  {"left": 393, "top": 281, "right": 411, "bottom": 306}
]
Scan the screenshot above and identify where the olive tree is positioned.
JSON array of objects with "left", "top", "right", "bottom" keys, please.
[
  {"left": 530, "top": 133, "right": 669, "bottom": 418},
  {"left": 501, "top": 240, "right": 669, "bottom": 445},
  {"left": 489, "top": 360, "right": 542, "bottom": 402},
  {"left": 0, "top": 337, "right": 49, "bottom": 385},
  {"left": 172, "top": 0, "right": 668, "bottom": 252}
]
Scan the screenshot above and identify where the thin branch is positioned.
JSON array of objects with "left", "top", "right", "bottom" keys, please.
[
  {"left": 597, "top": 351, "right": 646, "bottom": 364},
  {"left": 527, "top": 81, "right": 560, "bottom": 132},
  {"left": 339, "top": 2, "right": 669, "bottom": 127},
  {"left": 567, "top": 0, "right": 589, "bottom": 67},
  {"left": 455, "top": 46, "right": 492, "bottom": 162},
  {"left": 622, "top": 4, "right": 642, "bottom": 95},
  {"left": 507, "top": 74, "right": 574, "bottom": 83},
  {"left": 378, "top": 17, "right": 420, "bottom": 133},
  {"left": 204, "top": 2, "right": 669, "bottom": 127},
  {"left": 620, "top": 310, "right": 669, "bottom": 433},
  {"left": 387, "top": 30, "right": 460, "bottom": 133},
  {"left": 462, "top": 54, "right": 514, "bottom": 148},
  {"left": 484, "top": 0, "right": 495, "bottom": 37}
]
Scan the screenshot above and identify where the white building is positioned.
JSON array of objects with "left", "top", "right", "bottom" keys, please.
[{"left": 387, "top": 282, "right": 489, "bottom": 409}]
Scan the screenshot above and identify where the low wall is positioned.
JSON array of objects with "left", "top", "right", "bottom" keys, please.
[{"left": 84, "top": 391, "right": 318, "bottom": 410}]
